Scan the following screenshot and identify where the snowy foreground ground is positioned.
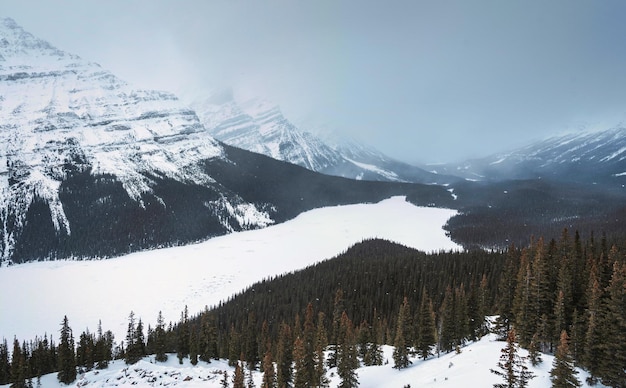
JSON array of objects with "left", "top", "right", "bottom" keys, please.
[
  {"left": 1, "top": 196, "right": 459, "bottom": 343},
  {"left": 3, "top": 334, "right": 601, "bottom": 388}
]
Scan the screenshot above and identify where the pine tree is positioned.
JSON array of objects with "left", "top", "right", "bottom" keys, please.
[
  {"left": 490, "top": 329, "right": 534, "bottom": 388},
  {"left": 76, "top": 329, "right": 95, "bottom": 370},
  {"left": 177, "top": 306, "right": 190, "bottom": 364},
  {"left": 125, "top": 311, "right": 142, "bottom": 365},
  {"left": 0, "top": 338, "right": 10, "bottom": 385},
  {"left": 416, "top": 293, "right": 437, "bottom": 360},
  {"left": 550, "top": 330, "right": 580, "bottom": 388},
  {"left": 261, "top": 350, "right": 276, "bottom": 388},
  {"left": 275, "top": 322, "right": 292, "bottom": 388},
  {"left": 243, "top": 312, "right": 259, "bottom": 370},
  {"left": 57, "top": 316, "right": 76, "bottom": 385},
  {"left": 337, "top": 312, "right": 358, "bottom": 388},
  {"left": 301, "top": 303, "right": 316, "bottom": 385},
  {"left": 393, "top": 297, "right": 411, "bottom": 369},
  {"left": 10, "top": 338, "right": 27, "bottom": 388},
  {"left": 314, "top": 312, "right": 330, "bottom": 387},
  {"left": 327, "top": 289, "right": 344, "bottom": 368},
  {"left": 292, "top": 336, "right": 307, "bottom": 388},
  {"left": 599, "top": 261, "right": 626, "bottom": 387},
  {"left": 233, "top": 361, "right": 245, "bottom": 388},
  {"left": 228, "top": 324, "right": 241, "bottom": 367},
  {"left": 189, "top": 328, "right": 199, "bottom": 366},
  {"left": 154, "top": 311, "right": 168, "bottom": 362},
  {"left": 438, "top": 286, "right": 456, "bottom": 353}
]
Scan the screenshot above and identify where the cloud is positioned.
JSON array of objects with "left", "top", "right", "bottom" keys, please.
[{"left": 3, "top": 0, "right": 626, "bottom": 163}]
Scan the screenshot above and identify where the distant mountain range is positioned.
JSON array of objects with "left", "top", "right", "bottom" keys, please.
[
  {"left": 436, "top": 127, "right": 626, "bottom": 188},
  {"left": 0, "top": 17, "right": 449, "bottom": 264},
  {"left": 190, "top": 91, "right": 456, "bottom": 185}
]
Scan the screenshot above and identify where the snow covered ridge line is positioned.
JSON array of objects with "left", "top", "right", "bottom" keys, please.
[{"left": 4, "top": 335, "right": 601, "bottom": 388}]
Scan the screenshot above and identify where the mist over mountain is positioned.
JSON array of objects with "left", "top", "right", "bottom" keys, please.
[
  {"left": 0, "top": 17, "right": 450, "bottom": 264},
  {"left": 190, "top": 90, "right": 457, "bottom": 185}
]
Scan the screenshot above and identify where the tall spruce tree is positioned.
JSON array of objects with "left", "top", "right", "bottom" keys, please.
[
  {"left": 337, "top": 312, "right": 358, "bottom": 388},
  {"left": 490, "top": 329, "right": 534, "bottom": 388},
  {"left": 327, "top": 289, "right": 344, "bottom": 369},
  {"left": 0, "top": 338, "right": 10, "bottom": 385},
  {"left": 261, "top": 350, "right": 276, "bottom": 388},
  {"left": 10, "top": 338, "right": 26, "bottom": 388},
  {"left": 57, "top": 316, "right": 76, "bottom": 385},
  {"left": 416, "top": 293, "right": 437, "bottom": 360},
  {"left": 154, "top": 311, "right": 168, "bottom": 362},
  {"left": 275, "top": 322, "right": 293, "bottom": 388},
  {"left": 393, "top": 297, "right": 411, "bottom": 369},
  {"left": 550, "top": 330, "right": 580, "bottom": 388}
]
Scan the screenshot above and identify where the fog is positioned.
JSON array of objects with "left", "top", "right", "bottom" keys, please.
[{"left": 4, "top": 0, "right": 626, "bottom": 163}]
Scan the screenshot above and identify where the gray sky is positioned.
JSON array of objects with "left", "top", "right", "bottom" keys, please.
[{"left": 4, "top": 1, "right": 626, "bottom": 164}]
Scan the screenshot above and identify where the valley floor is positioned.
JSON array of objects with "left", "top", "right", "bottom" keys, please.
[{"left": 0, "top": 196, "right": 459, "bottom": 343}]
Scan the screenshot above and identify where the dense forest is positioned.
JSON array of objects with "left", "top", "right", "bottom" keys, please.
[{"left": 1, "top": 231, "right": 625, "bottom": 387}]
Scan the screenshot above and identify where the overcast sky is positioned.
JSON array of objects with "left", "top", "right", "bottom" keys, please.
[{"left": 4, "top": 1, "right": 626, "bottom": 164}]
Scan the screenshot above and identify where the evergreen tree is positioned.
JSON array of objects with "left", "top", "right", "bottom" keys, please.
[
  {"left": 154, "top": 311, "right": 168, "bottom": 362},
  {"left": 243, "top": 312, "right": 259, "bottom": 370},
  {"left": 233, "top": 361, "right": 245, "bottom": 388},
  {"left": 327, "top": 289, "right": 344, "bottom": 368},
  {"left": 125, "top": 311, "right": 143, "bottom": 365},
  {"left": 393, "top": 297, "right": 411, "bottom": 369},
  {"left": 94, "top": 321, "right": 113, "bottom": 369},
  {"left": 490, "top": 329, "right": 534, "bottom": 388},
  {"left": 261, "top": 350, "right": 276, "bottom": 388},
  {"left": 0, "top": 338, "right": 10, "bottom": 385},
  {"left": 438, "top": 286, "right": 456, "bottom": 353},
  {"left": 275, "top": 322, "right": 292, "bottom": 388},
  {"left": 494, "top": 246, "right": 520, "bottom": 339},
  {"left": 301, "top": 303, "right": 316, "bottom": 386},
  {"left": 599, "top": 261, "right": 626, "bottom": 387},
  {"left": 76, "top": 329, "right": 94, "bottom": 370},
  {"left": 337, "top": 312, "right": 358, "bottom": 388},
  {"left": 199, "top": 312, "right": 218, "bottom": 362},
  {"left": 416, "top": 293, "right": 437, "bottom": 360},
  {"left": 189, "top": 328, "right": 199, "bottom": 366},
  {"left": 314, "top": 312, "right": 330, "bottom": 387},
  {"left": 10, "top": 338, "right": 27, "bottom": 388},
  {"left": 177, "top": 306, "right": 190, "bottom": 364},
  {"left": 57, "top": 316, "right": 76, "bottom": 385},
  {"left": 550, "top": 330, "right": 580, "bottom": 388},
  {"left": 292, "top": 336, "right": 307, "bottom": 388},
  {"left": 228, "top": 325, "right": 241, "bottom": 367}
]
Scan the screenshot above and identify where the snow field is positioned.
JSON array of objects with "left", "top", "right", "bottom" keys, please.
[{"left": 0, "top": 196, "right": 459, "bottom": 343}]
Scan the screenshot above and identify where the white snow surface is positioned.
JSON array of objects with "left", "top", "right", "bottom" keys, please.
[
  {"left": 0, "top": 196, "right": 458, "bottom": 343},
  {"left": 0, "top": 334, "right": 602, "bottom": 388}
]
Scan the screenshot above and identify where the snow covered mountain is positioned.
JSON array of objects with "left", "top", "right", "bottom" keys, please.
[
  {"left": 0, "top": 17, "right": 277, "bottom": 263},
  {"left": 440, "top": 127, "right": 626, "bottom": 187},
  {"left": 0, "top": 18, "right": 451, "bottom": 264},
  {"left": 190, "top": 92, "right": 455, "bottom": 184}
]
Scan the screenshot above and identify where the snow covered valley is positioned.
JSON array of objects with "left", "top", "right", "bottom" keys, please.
[{"left": 0, "top": 196, "right": 458, "bottom": 344}]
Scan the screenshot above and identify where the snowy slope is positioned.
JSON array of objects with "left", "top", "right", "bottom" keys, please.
[
  {"left": 1, "top": 335, "right": 602, "bottom": 388},
  {"left": 440, "top": 126, "right": 626, "bottom": 187},
  {"left": 190, "top": 92, "right": 453, "bottom": 184},
  {"left": 0, "top": 196, "right": 458, "bottom": 343}
]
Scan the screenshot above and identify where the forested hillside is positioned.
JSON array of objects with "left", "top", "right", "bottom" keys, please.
[{"left": 2, "top": 230, "right": 624, "bottom": 387}]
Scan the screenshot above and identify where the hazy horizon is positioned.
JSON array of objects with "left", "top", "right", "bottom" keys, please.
[{"left": 3, "top": 1, "right": 626, "bottom": 164}]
